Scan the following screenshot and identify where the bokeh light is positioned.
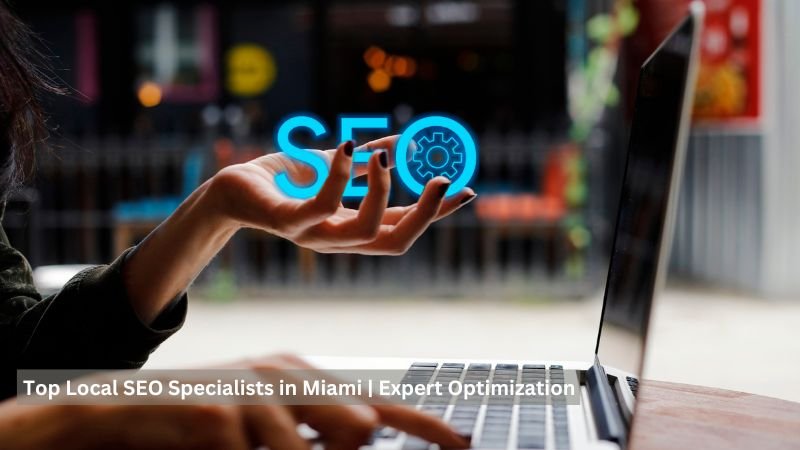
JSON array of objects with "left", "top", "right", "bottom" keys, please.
[
  {"left": 364, "top": 46, "right": 417, "bottom": 90},
  {"left": 367, "top": 69, "right": 391, "bottom": 93},
  {"left": 137, "top": 81, "right": 162, "bottom": 108},
  {"left": 391, "top": 56, "right": 417, "bottom": 78},
  {"left": 363, "top": 46, "right": 387, "bottom": 70}
]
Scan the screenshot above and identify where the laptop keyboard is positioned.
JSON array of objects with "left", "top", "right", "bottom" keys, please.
[
  {"left": 625, "top": 376, "right": 639, "bottom": 397},
  {"left": 376, "top": 362, "right": 572, "bottom": 450}
]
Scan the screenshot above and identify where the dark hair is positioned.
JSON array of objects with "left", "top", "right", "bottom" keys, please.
[{"left": 0, "top": 1, "right": 64, "bottom": 196}]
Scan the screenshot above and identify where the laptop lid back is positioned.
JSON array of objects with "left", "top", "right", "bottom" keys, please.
[{"left": 594, "top": 3, "right": 703, "bottom": 386}]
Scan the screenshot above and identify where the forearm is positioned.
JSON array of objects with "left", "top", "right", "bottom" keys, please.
[{"left": 123, "top": 176, "right": 239, "bottom": 324}]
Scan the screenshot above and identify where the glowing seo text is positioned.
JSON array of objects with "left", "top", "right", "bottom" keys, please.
[{"left": 274, "top": 114, "right": 478, "bottom": 199}]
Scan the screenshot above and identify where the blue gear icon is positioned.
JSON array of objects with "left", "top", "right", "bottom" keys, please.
[
  {"left": 396, "top": 115, "right": 478, "bottom": 197},
  {"left": 411, "top": 131, "right": 464, "bottom": 180}
]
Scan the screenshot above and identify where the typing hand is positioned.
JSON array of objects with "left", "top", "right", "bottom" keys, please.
[{"left": 0, "top": 354, "right": 470, "bottom": 450}]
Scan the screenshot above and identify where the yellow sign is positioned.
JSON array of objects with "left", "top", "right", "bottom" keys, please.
[{"left": 226, "top": 44, "right": 277, "bottom": 97}]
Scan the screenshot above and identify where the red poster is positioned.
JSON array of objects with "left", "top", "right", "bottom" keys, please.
[
  {"left": 633, "top": 0, "right": 761, "bottom": 123},
  {"left": 693, "top": 0, "right": 761, "bottom": 122}
]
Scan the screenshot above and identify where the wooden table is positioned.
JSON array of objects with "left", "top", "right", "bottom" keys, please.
[{"left": 630, "top": 380, "right": 800, "bottom": 449}]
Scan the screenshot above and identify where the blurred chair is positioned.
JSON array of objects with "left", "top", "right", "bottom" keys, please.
[
  {"left": 474, "top": 144, "right": 577, "bottom": 278},
  {"left": 112, "top": 151, "right": 204, "bottom": 254}
]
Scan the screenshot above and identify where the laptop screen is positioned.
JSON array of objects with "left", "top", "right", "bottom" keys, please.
[{"left": 595, "top": 15, "right": 698, "bottom": 375}]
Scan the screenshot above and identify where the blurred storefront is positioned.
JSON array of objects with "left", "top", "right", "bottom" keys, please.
[
  {"left": 5, "top": 0, "right": 799, "bottom": 297},
  {"left": 637, "top": 0, "right": 800, "bottom": 297}
]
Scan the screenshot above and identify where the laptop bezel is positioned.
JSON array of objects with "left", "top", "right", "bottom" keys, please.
[{"left": 588, "top": 2, "right": 705, "bottom": 447}]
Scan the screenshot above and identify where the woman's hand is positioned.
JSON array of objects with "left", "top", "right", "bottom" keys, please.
[
  {"left": 209, "top": 136, "right": 476, "bottom": 255},
  {"left": 124, "top": 135, "right": 475, "bottom": 323},
  {"left": 0, "top": 354, "right": 470, "bottom": 450}
]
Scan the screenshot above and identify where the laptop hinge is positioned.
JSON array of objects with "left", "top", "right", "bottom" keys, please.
[{"left": 585, "top": 357, "right": 628, "bottom": 448}]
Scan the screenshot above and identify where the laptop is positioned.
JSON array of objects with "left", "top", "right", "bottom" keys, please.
[{"left": 309, "top": 3, "right": 704, "bottom": 449}]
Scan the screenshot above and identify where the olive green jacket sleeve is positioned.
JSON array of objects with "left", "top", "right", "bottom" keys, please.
[{"left": 0, "top": 211, "right": 187, "bottom": 399}]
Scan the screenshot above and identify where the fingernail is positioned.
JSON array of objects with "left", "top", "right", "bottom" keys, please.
[
  {"left": 379, "top": 151, "right": 388, "bottom": 168},
  {"left": 450, "top": 429, "right": 471, "bottom": 447},
  {"left": 349, "top": 404, "right": 379, "bottom": 423},
  {"left": 456, "top": 431, "right": 472, "bottom": 444},
  {"left": 438, "top": 183, "right": 450, "bottom": 198},
  {"left": 344, "top": 140, "right": 355, "bottom": 157},
  {"left": 460, "top": 193, "right": 477, "bottom": 205}
]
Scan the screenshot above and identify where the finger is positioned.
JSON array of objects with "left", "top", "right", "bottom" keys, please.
[
  {"left": 362, "top": 135, "right": 400, "bottom": 153},
  {"left": 313, "top": 189, "right": 477, "bottom": 254},
  {"left": 320, "top": 134, "right": 411, "bottom": 177},
  {"left": 265, "top": 356, "right": 381, "bottom": 449},
  {"left": 247, "top": 354, "right": 380, "bottom": 449},
  {"left": 322, "top": 135, "right": 396, "bottom": 167},
  {"left": 379, "top": 205, "right": 415, "bottom": 226},
  {"left": 352, "top": 135, "right": 399, "bottom": 176},
  {"left": 380, "top": 188, "right": 476, "bottom": 226},
  {"left": 244, "top": 405, "right": 310, "bottom": 450},
  {"left": 293, "top": 140, "right": 354, "bottom": 228},
  {"left": 433, "top": 188, "right": 477, "bottom": 221},
  {"left": 354, "top": 150, "right": 391, "bottom": 238},
  {"left": 373, "top": 404, "right": 470, "bottom": 448},
  {"left": 295, "top": 151, "right": 392, "bottom": 248},
  {"left": 354, "top": 135, "right": 420, "bottom": 178},
  {"left": 284, "top": 369, "right": 467, "bottom": 448},
  {"left": 376, "top": 177, "right": 449, "bottom": 254},
  {"left": 293, "top": 404, "right": 378, "bottom": 450},
  {"left": 315, "top": 177, "right": 451, "bottom": 255}
]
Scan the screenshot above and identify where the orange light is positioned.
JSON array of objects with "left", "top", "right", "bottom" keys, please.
[
  {"left": 363, "top": 46, "right": 387, "bottom": 70},
  {"left": 367, "top": 69, "right": 391, "bottom": 93},
  {"left": 392, "top": 57, "right": 407, "bottom": 76},
  {"left": 408, "top": 59, "right": 417, "bottom": 76},
  {"left": 394, "top": 57, "right": 417, "bottom": 78},
  {"left": 137, "top": 81, "right": 162, "bottom": 108},
  {"left": 382, "top": 55, "right": 395, "bottom": 74}
]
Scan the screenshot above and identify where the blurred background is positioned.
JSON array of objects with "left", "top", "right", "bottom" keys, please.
[{"left": 5, "top": 0, "right": 800, "bottom": 401}]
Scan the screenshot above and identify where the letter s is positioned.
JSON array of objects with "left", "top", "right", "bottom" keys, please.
[{"left": 275, "top": 115, "right": 330, "bottom": 199}]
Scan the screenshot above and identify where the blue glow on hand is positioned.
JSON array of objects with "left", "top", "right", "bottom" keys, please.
[{"left": 339, "top": 115, "right": 390, "bottom": 199}]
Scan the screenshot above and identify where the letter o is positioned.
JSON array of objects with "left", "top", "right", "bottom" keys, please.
[
  {"left": 149, "top": 380, "right": 163, "bottom": 396},
  {"left": 395, "top": 115, "right": 478, "bottom": 197}
]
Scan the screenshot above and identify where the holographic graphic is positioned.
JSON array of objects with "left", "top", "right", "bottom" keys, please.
[
  {"left": 274, "top": 113, "right": 477, "bottom": 199},
  {"left": 411, "top": 131, "right": 464, "bottom": 180},
  {"left": 395, "top": 115, "right": 478, "bottom": 198}
]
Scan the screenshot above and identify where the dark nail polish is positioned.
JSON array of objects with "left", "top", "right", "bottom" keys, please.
[
  {"left": 438, "top": 183, "right": 450, "bottom": 198},
  {"left": 379, "top": 151, "right": 388, "bottom": 168},
  {"left": 460, "top": 193, "right": 477, "bottom": 205},
  {"left": 344, "top": 140, "right": 354, "bottom": 157}
]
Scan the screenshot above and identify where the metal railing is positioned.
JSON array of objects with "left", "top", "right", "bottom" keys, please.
[{"left": 4, "top": 133, "right": 611, "bottom": 298}]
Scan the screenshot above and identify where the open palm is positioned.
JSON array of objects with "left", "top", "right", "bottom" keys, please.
[{"left": 212, "top": 136, "right": 475, "bottom": 255}]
